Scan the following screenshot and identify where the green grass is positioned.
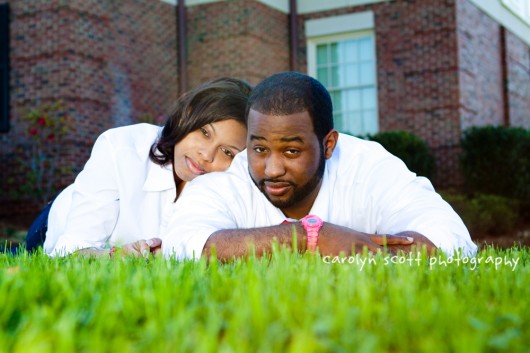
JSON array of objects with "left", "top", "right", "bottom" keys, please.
[{"left": 1, "top": 246, "right": 529, "bottom": 353}]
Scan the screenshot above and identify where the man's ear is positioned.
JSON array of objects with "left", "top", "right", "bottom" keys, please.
[{"left": 323, "top": 129, "right": 339, "bottom": 159}]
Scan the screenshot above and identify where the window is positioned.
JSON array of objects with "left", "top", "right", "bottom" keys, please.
[
  {"left": 0, "top": 3, "right": 9, "bottom": 133},
  {"left": 306, "top": 12, "right": 378, "bottom": 136}
]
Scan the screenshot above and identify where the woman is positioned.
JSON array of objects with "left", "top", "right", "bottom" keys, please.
[{"left": 25, "top": 77, "right": 251, "bottom": 257}]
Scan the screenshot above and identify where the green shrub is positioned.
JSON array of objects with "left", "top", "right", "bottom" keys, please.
[
  {"left": 441, "top": 192, "right": 519, "bottom": 235},
  {"left": 366, "top": 130, "right": 435, "bottom": 179},
  {"left": 460, "top": 126, "right": 530, "bottom": 202}
]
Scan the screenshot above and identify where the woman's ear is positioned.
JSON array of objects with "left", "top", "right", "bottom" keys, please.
[{"left": 323, "top": 129, "right": 339, "bottom": 159}]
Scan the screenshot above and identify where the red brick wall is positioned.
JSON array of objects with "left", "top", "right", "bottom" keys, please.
[
  {"left": 2, "top": 0, "right": 529, "bottom": 224},
  {"left": 185, "top": 0, "right": 290, "bottom": 88},
  {"left": 505, "top": 31, "right": 530, "bottom": 128},
  {"left": 299, "top": 0, "right": 463, "bottom": 187},
  {"left": 0, "top": 0, "right": 177, "bottom": 222}
]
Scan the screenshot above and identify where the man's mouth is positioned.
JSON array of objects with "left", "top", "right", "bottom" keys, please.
[
  {"left": 185, "top": 157, "right": 205, "bottom": 175},
  {"left": 263, "top": 181, "right": 293, "bottom": 196}
]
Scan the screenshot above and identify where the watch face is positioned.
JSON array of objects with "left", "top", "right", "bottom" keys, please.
[{"left": 307, "top": 218, "right": 318, "bottom": 225}]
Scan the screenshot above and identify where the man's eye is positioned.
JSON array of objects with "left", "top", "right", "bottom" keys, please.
[
  {"left": 221, "top": 147, "right": 235, "bottom": 158},
  {"left": 253, "top": 146, "right": 266, "bottom": 153},
  {"left": 285, "top": 149, "right": 300, "bottom": 155},
  {"left": 200, "top": 127, "right": 210, "bottom": 137}
]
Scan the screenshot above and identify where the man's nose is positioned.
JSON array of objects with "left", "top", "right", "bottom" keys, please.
[{"left": 264, "top": 153, "right": 286, "bottom": 178}]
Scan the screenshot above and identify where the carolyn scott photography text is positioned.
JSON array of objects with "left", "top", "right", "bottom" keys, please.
[{"left": 322, "top": 252, "right": 521, "bottom": 271}]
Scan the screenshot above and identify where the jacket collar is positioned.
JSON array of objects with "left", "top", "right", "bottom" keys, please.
[{"left": 143, "top": 160, "right": 175, "bottom": 192}]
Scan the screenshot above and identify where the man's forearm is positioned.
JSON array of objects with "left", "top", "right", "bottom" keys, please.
[
  {"left": 201, "top": 222, "right": 419, "bottom": 261},
  {"left": 202, "top": 223, "right": 306, "bottom": 261}
]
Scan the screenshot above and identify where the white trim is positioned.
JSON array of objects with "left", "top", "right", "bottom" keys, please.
[
  {"left": 501, "top": 0, "right": 530, "bottom": 25},
  {"left": 466, "top": 0, "right": 530, "bottom": 46},
  {"left": 298, "top": 0, "right": 390, "bottom": 14},
  {"left": 257, "top": 0, "right": 289, "bottom": 13},
  {"left": 160, "top": 0, "right": 391, "bottom": 13},
  {"left": 305, "top": 11, "right": 374, "bottom": 38}
]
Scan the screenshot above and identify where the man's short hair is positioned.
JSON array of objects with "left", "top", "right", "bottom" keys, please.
[{"left": 246, "top": 72, "right": 334, "bottom": 141}]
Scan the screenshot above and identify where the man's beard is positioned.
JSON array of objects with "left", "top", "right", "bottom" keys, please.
[{"left": 251, "top": 147, "right": 326, "bottom": 210}]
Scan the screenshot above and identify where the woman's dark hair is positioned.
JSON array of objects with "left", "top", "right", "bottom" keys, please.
[
  {"left": 246, "top": 71, "right": 333, "bottom": 142},
  {"left": 150, "top": 77, "right": 252, "bottom": 166}
]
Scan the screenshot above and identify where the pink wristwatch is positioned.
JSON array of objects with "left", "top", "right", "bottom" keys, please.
[{"left": 300, "top": 215, "right": 323, "bottom": 252}]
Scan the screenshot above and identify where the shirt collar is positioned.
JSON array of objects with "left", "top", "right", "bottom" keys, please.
[
  {"left": 143, "top": 160, "right": 175, "bottom": 192},
  {"left": 307, "top": 163, "right": 331, "bottom": 221}
]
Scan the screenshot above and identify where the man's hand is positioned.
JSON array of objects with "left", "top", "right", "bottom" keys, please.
[
  {"left": 317, "top": 223, "right": 415, "bottom": 256},
  {"left": 383, "top": 231, "right": 437, "bottom": 254}
]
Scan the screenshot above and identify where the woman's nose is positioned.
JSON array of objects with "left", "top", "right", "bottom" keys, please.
[{"left": 198, "top": 145, "right": 215, "bottom": 163}]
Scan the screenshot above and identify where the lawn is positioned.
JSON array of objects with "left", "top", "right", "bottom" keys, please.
[{"left": 1, "top": 246, "right": 528, "bottom": 353}]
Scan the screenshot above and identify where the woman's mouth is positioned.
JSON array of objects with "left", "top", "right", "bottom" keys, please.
[{"left": 185, "top": 157, "right": 205, "bottom": 175}]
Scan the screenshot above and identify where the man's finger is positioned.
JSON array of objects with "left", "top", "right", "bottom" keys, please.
[{"left": 370, "top": 234, "right": 414, "bottom": 246}]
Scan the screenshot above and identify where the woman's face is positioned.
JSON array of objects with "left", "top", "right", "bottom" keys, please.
[{"left": 173, "top": 119, "right": 247, "bottom": 182}]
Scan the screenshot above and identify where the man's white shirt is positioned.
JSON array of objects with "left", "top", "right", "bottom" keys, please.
[
  {"left": 161, "top": 133, "right": 477, "bottom": 259},
  {"left": 45, "top": 124, "right": 176, "bottom": 256}
]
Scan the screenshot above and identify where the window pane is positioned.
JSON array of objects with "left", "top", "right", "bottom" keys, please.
[
  {"left": 360, "top": 62, "right": 374, "bottom": 85},
  {"left": 343, "top": 64, "right": 359, "bottom": 86},
  {"left": 345, "top": 111, "right": 363, "bottom": 135},
  {"left": 330, "top": 43, "right": 339, "bottom": 64},
  {"left": 362, "top": 87, "right": 377, "bottom": 110},
  {"left": 330, "top": 64, "right": 340, "bottom": 88},
  {"left": 362, "top": 109, "right": 378, "bottom": 135},
  {"left": 359, "top": 37, "right": 373, "bottom": 61},
  {"left": 344, "top": 89, "right": 361, "bottom": 111},
  {"left": 317, "top": 68, "right": 328, "bottom": 86},
  {"left": 317, "top": 44, "right": 328, "bottom": 64},
  {"left": 342, "top": 40, "right": 357, "bottom": 63},
  {"left": 331, "top": 91, "right": 343, "bottom": 113}
]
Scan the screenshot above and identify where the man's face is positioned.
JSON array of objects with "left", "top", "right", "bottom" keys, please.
[{"left": 247, "top": 109, "right": 326, "bottom": 219}]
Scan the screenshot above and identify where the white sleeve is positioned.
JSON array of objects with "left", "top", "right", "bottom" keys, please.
[
  {"left": 367, "top": 156, "right": 477, "bottom": 256},
  {"left": 161, "top": 175, "right": 240, "bottom": 260},
  {"left": 48, "top": 133, "right": 120, "bottom": 256}
]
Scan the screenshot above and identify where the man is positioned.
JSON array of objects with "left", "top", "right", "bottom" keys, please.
[{"left": 161, "top": 72, "right": 476, "bottom": 261}]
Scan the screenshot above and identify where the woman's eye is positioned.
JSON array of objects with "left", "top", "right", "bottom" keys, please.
[
  {"left": 221, "top": 147, "right": 235, "bottom": 158},
  {"left": 200, "top": 127, "right": 209, "bottom": 137}
]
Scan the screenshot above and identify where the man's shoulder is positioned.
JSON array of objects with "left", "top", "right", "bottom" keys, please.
[
  {"left": 188, "top": 151, "right": 253, "bottom": 192},
  {"left": 333, "top": 133, "right": 391, "bottom": 165}
]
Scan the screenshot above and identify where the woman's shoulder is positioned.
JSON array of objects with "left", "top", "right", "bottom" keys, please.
[
  {"left": 100, "top": 123, "right": 161, "bottom": 140},
  {"left": 97, "top": 123, "right": 162, "bottom": 151}
]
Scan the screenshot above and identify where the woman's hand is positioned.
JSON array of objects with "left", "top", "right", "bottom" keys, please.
[{"left": 120, "top": 238, "right": 163, "bottom": 259}]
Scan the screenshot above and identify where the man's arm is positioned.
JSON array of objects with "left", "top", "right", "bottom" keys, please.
[{"left": 203, "top": 222, "right": 417, "bottom": 262}]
